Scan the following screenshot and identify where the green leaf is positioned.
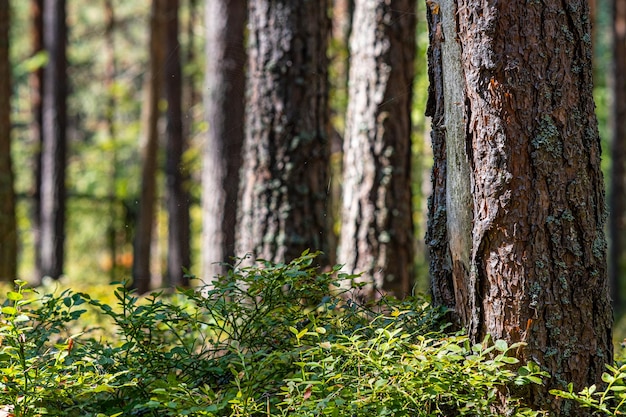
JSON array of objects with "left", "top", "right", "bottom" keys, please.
[
  {"left": 2, "top": 306, "right": 17, "bottom": 316},
  {"left": 525, "top": 376, "right": 544, "bottom": 385},
  {"left": 494, "top": 339, "right": 508, "bottom": 352},
  {"left": 297, "top": 328, "right": 308, "bottom": 340},
  {"left": 6, "top": 292, "right": 22, "bottom": 301},
  {"left": 602, "top": 373, "right": 615, "bottom": 384},
  {"left": 499, "top": 356, "right": 519, "bottom": 364}
]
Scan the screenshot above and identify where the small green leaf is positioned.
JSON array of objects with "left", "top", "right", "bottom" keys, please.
[
  {"left": 494, "top": 339, "right": 508, "bottom": 352},
  {"left": 499, "top": 356, "right": 519, "bottom": 364},
  {"left": 602, "top": 373, "right": 615, "bottom": 384},
  {"left": 6, "top": 292, "right": 22, "bottom": 301},
  {"left": 526, "top": 376, "right": 544, "bottom": 385},
  {"left": 2, "top": 306, "right": 17, "bottom": 316},
  {"left": 297, "top": 328, "right": 308, "bottom": 339}
]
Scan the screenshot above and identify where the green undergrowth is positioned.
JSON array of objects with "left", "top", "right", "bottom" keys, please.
[{"left": 0, "top": 252, "right": 549, "bottom": 416}]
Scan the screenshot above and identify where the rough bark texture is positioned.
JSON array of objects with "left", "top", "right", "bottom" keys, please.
[
  {"left": 337, "top": 0, "right": 416, "bottom": 299},
  {"left": 132, "top": 0, "right": 165, "bottom": 293},
  {"left": 202, "top": 0, "right": 246, "bottom": 280},
  {"left": 427, "top": 0, "right": 613, "bottom": 413},
  {"left": 164, "top": 0, "right": 191, "bottom": 288},
  {"left": 0, "top": 0, "right": 17, "bottom": 282},
  {"left": 236, "top": 0, "right": 331, "bottom": 265},
  {"left": 425, "top": 0, "right": 455, "bottom": 310},
  {"left": 39, "top": 0, "right": 67, "bottom": 280},
  {"left": 610, "top": 0, "right": 626, "bottom": 312}
]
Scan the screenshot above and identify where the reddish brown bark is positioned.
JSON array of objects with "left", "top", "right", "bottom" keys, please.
[
  {"left": 0, "top": 0, "right": 17, "bottom": 282},
  {"left": 164, "top": 0, "right": 190, "bottom": 288},
  {"left": 31, "top": 0, "right": 44, "bottom": 283},
  {"left": 132, "top": 0, "right": 166, "bottom": 293},
  {"left": 427, "top": 0, "right": 612, "bottom": 413}
]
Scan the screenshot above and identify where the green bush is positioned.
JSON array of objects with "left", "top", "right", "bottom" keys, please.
[
  {"left": 0, "top": 252, "right": 547, "bottom": 416},
  {"left": 550, "top": 363, "right": 626, "bottom": 416}
]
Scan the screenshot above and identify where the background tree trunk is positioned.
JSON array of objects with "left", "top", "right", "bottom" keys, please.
[
  {"left": 610, "top": 0, "right": 626, "bottom": 313},
  {"left": 30, "top": 0, "right": 44, "bottom": 283},
  {"left": 236, "top": 0, "right": 331, "bottom": 265},
  {"left": 337, "top": 0, "right": 416, "bottom": 300},
  {"left": 0, "top": 0, "right": 17, "bottom": 282},
  {"left": 39, "top": 0, "right": 67, "bottom": 280},
  {"left": 132, "top": 0, "right": 165, "bottom": 293},
  {"left": 104, "top": 0, "right": 119, "bottom": 282},
  {"left": 164, "top": 0, "right": 190, "bottom": 288},
  {"left": 427, "top": 0, "right": 613, "bottom": 413},
  {"left": 202, "top": 0, "right": 246, "bottom": 281}
]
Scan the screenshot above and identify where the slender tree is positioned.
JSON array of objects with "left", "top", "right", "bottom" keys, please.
[
  {"left": 30, "top": 0, "right": 44, "bottom": 282},
  {"left": 202, "top": 0, "right": 246, "bottom": 280},
  {"left": 38, "top": 0, "right": 67, "bottom": 280},
  {"left": 132, "top": 0, "right": 165, "bottom": 293},
  {"left": 0, "top": 0, "right": 17, "bottom": 282},
  {"left": 103, "top": 0, "right": 119, "bottom": 282},
  {"left": 426, "top": 0, "right": 612, "bottom": 413},
  {"left": 163, "top": 0, "right": 190, "bottom": 288},
  {"left": 610, "top": 0, "right": 626, "bottom": 312},
  {"left": 236, "top": 0, "right": 331, "bottom": 265},
  {"left": 337, "top": 0, "right": 416, "bottom": 300}
]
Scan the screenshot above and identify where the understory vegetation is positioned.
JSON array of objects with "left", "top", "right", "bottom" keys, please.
[{"left": 0, "top": 251, "right": 620, "bottom": 416}]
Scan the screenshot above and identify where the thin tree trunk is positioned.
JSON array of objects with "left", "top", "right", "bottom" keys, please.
[
  {"left": 185, "top": 0, "right": 200, "bottom": 113},
  {"left": 202, "top": 0, "right": 246, "bottom": 280},
  {"left": 30, "top": 0, "right": 44, "bottom": 283},
  {"left": 337, "top": 0, "right": 416, "bottom": 300},
  {"left": 104, "top": 0, "right": 118, "bottom": 282},
  {"left": 427, "top": 0, "right": 612, "bottom": 413},
  {"left": 0, "top": 0, "right": 17, "bottom": 282},
  {"left": 39, "top": 0, "right": 67, "bottom": 280},
  {"left": 236, "top": 0, "right": 331, "bottom": 266},
  {"left": 132, "top": 0, "right": 165, "bottom": 294},
  {"left": 164, "top": 0, "right": 190, "bottom": 288}
]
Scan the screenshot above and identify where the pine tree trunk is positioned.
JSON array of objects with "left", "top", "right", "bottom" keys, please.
[
  {"left": 39, "top": 0, "right": 67, "bottom": 280},
  {"left": 0, "top": 0, "right": 17, "bottom": 282},
  {"left": 236, "top": 0, "right": 331, "bottom": 265},
  {"left": 104, "top": 0, "right": 119, "bottom": 282},
  {"left": 164, "top": 0, "right": 190, "bottom": 288},
  {"left": 202, "top": 0, "right": 246, "bottom": 280},
  {"left": 337, "top": 0, "right": 416, "bottom": 300},
  {"left": 132, "top": 0, "right": 165, "bottom": 293},
  {"left": 427, "top": 0, "right": 613, "bottom": 413},
  {"left": 30, "top": 0, "right": 44, "bottom": 283}
]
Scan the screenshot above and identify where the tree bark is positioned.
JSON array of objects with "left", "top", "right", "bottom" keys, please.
[
  {"left": 236, "top": 0, "right": 331, "bottom": 265},
  {"left": 39, "top": 0, "right": 67, "bottom": 280},
  {"left": 30, "top": 0, "right": 44, "bottom": 283},
  {"left": 610, "top": 0, "right": 626, "bottom": 313},
  {"left": 164, "top": 0, "right": 190, "bottom": 288},
  {"left": 427, "top": 0, "right": 613, "bottom": 413},
  {"left": 0, "top": 0, "right": 17, "bottom": 282},
  {"left": 337, "top": 0, "right": 416, "bottom": 300},
  {"left": 132, "top": 0, "right": 165, "bottom": 294},
  {"left": 103, "top": 0, "right": 119, "bottom": 282},
  {"left": 202, "top": 0, "right": 246, "bottom": 281}
]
